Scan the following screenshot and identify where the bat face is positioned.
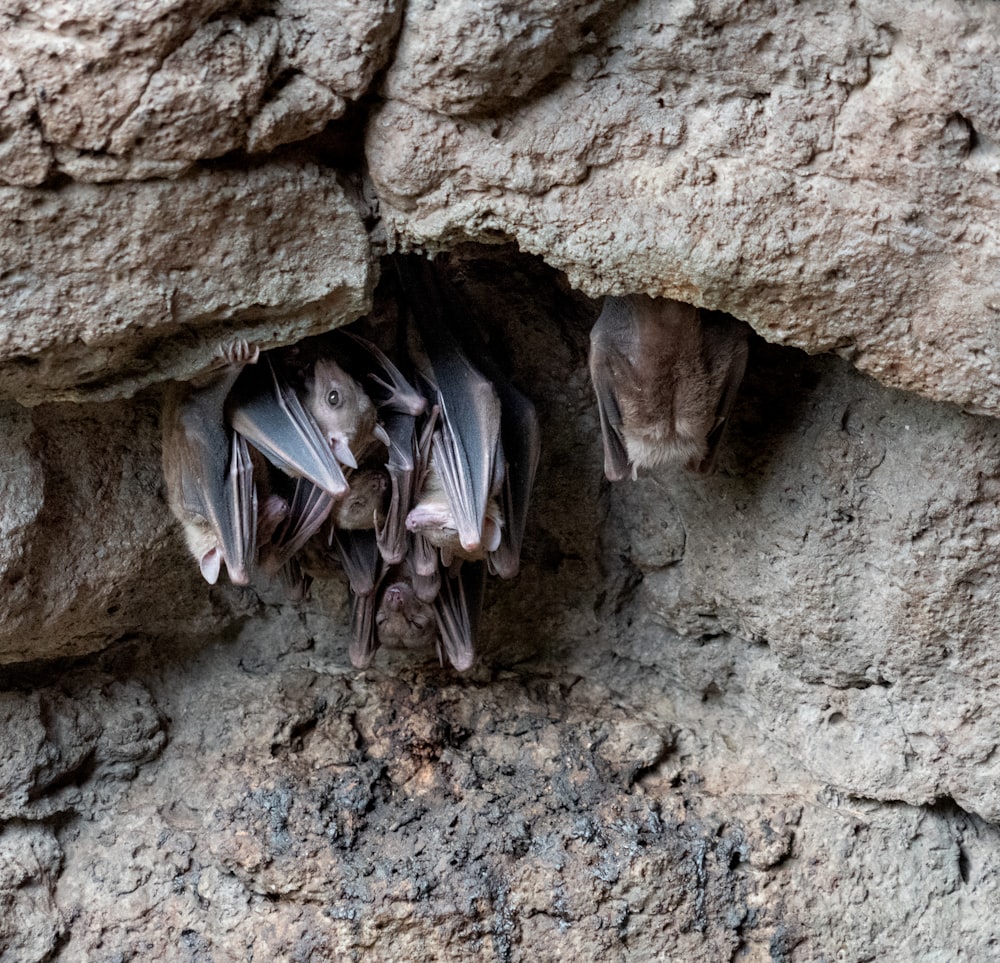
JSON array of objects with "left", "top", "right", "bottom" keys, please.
[
  {"left": 302, "top": 358, "right": 386, "bottom": 468},
  {"left": 589, "top": 295, "right": 749, "bottom": 480},
  {"left": 376, "top": 575, "right": 437, "bottom": 651},
  {"left": 333, "top": 468, "right": 390, "bottom": 530}
]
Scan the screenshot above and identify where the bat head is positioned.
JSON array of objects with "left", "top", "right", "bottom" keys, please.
[
  {"left": 303, "top": 358, "right": 384, "bottom": 468},
  {"left": 333, "top": 468, "right": 390, "bottom": 530},
  {"left": 181, "top": 514, "right": 251, "bottom": 586},
  {"left": 376, "top": 579, "right": 437, "bottom": 650}
]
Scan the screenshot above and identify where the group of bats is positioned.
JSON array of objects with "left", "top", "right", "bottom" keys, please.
[{"left": 162, "top": 256, "right": 749, "bottom": 670}]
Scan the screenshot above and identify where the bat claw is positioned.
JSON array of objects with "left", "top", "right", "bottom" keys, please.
[{"left": 221, "top": 338, "right": 260, "bottom": 369}]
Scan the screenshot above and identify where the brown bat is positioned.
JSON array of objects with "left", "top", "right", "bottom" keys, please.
[
  {"left": 333, "top": 468, "right": 390, "bottom": 531},
  {"left": 161, "top": 339, "right": 259, "bottom": 585},
  {"left": 589, "top": 295, "right": 749, "bottom": 480},
  {"left": 300, "top": 355, "right": 390, "bottom": 468},
  {"left": 375, "top": 560, "right": 438, "bottom": 652}
]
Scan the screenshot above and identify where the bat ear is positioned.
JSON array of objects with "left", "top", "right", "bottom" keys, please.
[{"left": 199, "top": 549, "right": 222, "bottom": 585}]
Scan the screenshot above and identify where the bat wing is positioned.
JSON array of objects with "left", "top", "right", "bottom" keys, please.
[
  {"left": 227, "top": 356, "right": 350, "bottom": 498},
  {"left": 278, "top": 556, "right": 312, "bottom": 603},
  {"left": 332, "top": 528, "right": 385, "bottom": 668},
  {"left": 263, "top": 478, "right": 336, "bottom": 574},
  {"left": 487, "top": 378, "right": 539, "bottom": 580},
  {"left": 350, "top": 587, "right": 383, "bottom": 669},
  {"left": 397, "top": 256, "right": 503, "bottom": 555},
  {"left": 223, "top": 431, "right": 258, "bottom": 585},
  {"left": 375, "top": 409, "right": 421, "bottom": 566},
  {"left": 690, "top": 311, "right": 750, "bottom": 475},
  {"left": 433, "top": 561, "right": 484, "bottom": 672},
  {"left": 589, "top": 297, "right": 637, "bottom": 483}
]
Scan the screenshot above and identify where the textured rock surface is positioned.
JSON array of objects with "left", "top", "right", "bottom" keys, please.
[
  {"left": 0, "top": 0, "right": 400, "bottom": 183},
  {"left": 368, "top": 0, "right": 1000, "bottom": 417},
  {"left": 2, "top": 0, "right": 1000, "bottom": 959},
  {"left": 0, "top": 163, "right": 372, "bottom": 405}
]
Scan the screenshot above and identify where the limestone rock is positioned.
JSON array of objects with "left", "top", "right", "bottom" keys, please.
[
  {"left": 0, "top": 395, "right": 258, "bottom": 664},
  {"left": 367, "top": 0, "right": 1000, "bottom": 416},
  {"left": 381, "top": 0, "right": 614, "bottom": 115},
  {"left": 0, "top": 0, "right": 400, "bottom": 182},
  {"left": 0, "top": 162, "right": 372, "bottom": 405},
  {"left": 0, "top": 0, "right": 999, "bottom": 957}
]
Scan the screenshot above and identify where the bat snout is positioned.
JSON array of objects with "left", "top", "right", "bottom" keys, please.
[{"left": 225, "top": 561, "right": 253, "bottom": 586}]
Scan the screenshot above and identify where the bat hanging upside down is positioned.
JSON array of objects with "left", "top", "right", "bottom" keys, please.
[
  {"left": 589, "top": 294, "right": 749, "bottom": 480},
  {"left": 161, "top": 257, "right": 540, "bottom": 672}
]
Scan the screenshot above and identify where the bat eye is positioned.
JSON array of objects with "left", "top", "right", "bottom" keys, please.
[{"left": 327, "top": 389, "right": 341, "bottom": 407}]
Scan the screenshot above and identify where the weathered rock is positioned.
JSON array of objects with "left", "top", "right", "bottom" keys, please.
[
  {"left": 381, "top": 0, "right": 614, "bottom": 115},
  {"left": 367, "top": 0, "right": 1000, "bottom": 417},
  {"left": 0, "top": 0, "right": 400, "bottom": 182},
  {"left": 2, "top": 0, "right": 1000, "bottom": 958},
  {"left": 4, "top": 619, "right": 1000, "bottom": 961},
  {"left": 602, "top": 336, "right": 1000, "bottom": 820},
  {"left": 0, "top": 162, "right": 372, "bottom": 405},
  {"left": 0, "top": 394, "right": 259, "bottom": 664}
]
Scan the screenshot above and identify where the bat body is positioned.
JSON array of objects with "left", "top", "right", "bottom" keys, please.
[
  {"left": 162, "top": 340, "right": 259, "bottom": 585},
  {"left": 589, "top": 295, "right": 749, "bottom": 480},
  {"left": 405, "top": 444, "right": 504, "bottom": 565}
]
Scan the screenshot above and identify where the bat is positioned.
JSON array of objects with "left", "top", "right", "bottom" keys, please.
[
  {"left": 389, "top": 255, "right": 540, "bottom": 670},
  {"left": 161, "top": 339, "right": 259, "bottom": 585},
  {"left": 589, "top": 295, "right": 749, "bottom": 480},
  {"left": 377, "top": 398, "right": 436, "bottom": 567},
  {"left": 277, "top": 336, "right": 395, "bottom": 467},
  {"left": 396, "top": 256, "right": 504, "bottom": 558},
  {"left": 433, "top": 560, "right": 484, "bottom": 672},
  {"left": 226, "top": 355, "right": 352, "bottom": 497},
  {"left": 375, "top": 559, "right": 438, "bottom": 652},
  {"left": 331, "top": 527, "right": 384, "bottom": 668},
  {"left": 332, "top": 468, "right": 390, "bottom": 531}
]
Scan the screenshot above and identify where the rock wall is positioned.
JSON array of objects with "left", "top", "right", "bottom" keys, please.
[{"left": 3, "top": 1, "right": 1000, "bottom": 960}]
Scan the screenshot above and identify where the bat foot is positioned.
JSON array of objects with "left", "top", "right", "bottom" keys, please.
[{"left": 220, "top": 338, "right": 260, "bottom": 369}]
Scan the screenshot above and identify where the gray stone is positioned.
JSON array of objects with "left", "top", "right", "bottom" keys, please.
[
  {"left": 0, "top": 163, "right": 372, "bottom": 405},
  {"left": 367, "top": 0, "right": 1000, "bottom": 416},
  {"left": 0, "top": 0, "right": 400, "bottom": 181}
]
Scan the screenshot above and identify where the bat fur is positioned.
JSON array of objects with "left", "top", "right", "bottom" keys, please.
[
  {"left": 589, "top": 294, "right": 749, "bottom": 480},
  {"left": 162, "top": 339, "right": 259, "bottom": 585}
]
